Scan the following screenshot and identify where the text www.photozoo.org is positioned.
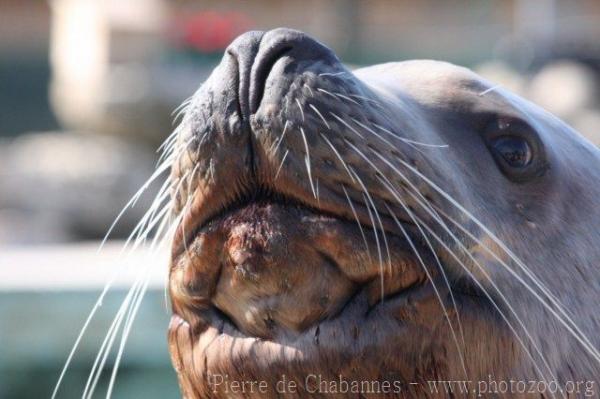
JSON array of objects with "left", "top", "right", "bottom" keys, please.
[{"left": 206, "top": 373, "right": 596, "bottom": 397}]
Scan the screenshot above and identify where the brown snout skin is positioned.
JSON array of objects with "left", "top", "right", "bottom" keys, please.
[{"left": 169, "top": 202, "right": 428, "bottom": 339}]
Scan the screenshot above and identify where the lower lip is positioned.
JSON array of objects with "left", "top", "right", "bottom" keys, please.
[{"left": 175, "top": 199, "right": 431, "bottom": 337}]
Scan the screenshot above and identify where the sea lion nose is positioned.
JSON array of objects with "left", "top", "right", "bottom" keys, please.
[
  {"left": 251, "top": 28, "right": 340, "bottom": 114},
  {"left": 226, "top": 28, "right": 340, "bottom": 117},
  {"left": 224, "top": 30, "right": 265, "bottom": 123}
]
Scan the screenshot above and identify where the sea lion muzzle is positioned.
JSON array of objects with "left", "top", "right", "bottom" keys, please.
[{"left": 167, "top": 28, "right": 600, "bottom": 398}]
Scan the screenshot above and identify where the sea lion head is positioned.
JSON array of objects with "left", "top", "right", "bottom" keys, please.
[{"left": 167, "top": 28, "right": 600, "bottom": 397}]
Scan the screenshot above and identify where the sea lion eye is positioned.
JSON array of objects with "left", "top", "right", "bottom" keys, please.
[
  {"left": 491, "top": 136, "right": 532, "bottom": 168},
  {"left": 484, "top": 117, "right": 548, "bottom": 183}
]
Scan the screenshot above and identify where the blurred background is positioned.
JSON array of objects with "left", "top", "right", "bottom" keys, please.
[{"left": 1, "top": 0, "right": 600, "bottom": 397}]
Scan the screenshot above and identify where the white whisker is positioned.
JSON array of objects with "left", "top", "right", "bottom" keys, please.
[
  {"left": 295, "top": 98, "right": 305, "bottom": 122},
  {"left": 377, "top": 151, "right": 600, "bottom": 363},
  {"left": 316, "top": 88, "right": 339, "bottom": 100},
  {"left": 348, "top": 166, "right": 385, "bottom": 301},
  {"left": 299, "top": 127, "right": 317, "bottom": 198},
  {"left": 269, "top": 120, "right": 290, "bottom": 155},
  {"left": 274, "top": 149, "right": 290, "bottom": 180},
  {"left": 478, "top": 84, "right": 502, "bottom": 97},
  {"left": 332, "top": 91, "right": 360, "bottom": 105},
  {"left": 372, "top": 122, "right": 449, "bottom": 148},
  {"left": 329, "top": 112, "right": 364, "bottom": 139},
  {"left": 341, "top": 185, "right": 372, "bottom": 263},
  {"left": 320, "top": 134, "right": 356, "bottom": 184},
  {"left": 304, "top": 84, "right": 314, "bottom": 97},
  {"left": 308, "top": 104, "right": 330, "bottom": 129},
  {"left": 318, "top": 71, "right": 348, "bottom": 77}
]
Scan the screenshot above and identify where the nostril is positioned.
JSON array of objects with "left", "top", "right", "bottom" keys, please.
[
  {"left": 248, "top": 28, "right": 340, "bottom": 115},
  {"left": 224, "top": 30, "right": 264, "bottom": 122},
  {"left": 249, "top": 44, "right": 293, "bottom": 114},
  {"left": 227, "top": 28, "right": 337, "bottom": 119}
]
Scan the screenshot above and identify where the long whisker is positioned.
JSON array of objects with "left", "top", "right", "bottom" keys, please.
[
  {"left": 105, "top": 212, "right": 177, "bottom": 399},
  {"left": 308, "top": 104, "right": 330, "bottom": 129},
  {"left": 84, "top": 277, "right": 138, "bottom": 398},
  {"left": 123, "top": 176, "right": 176, "bottom": 249},
  {"left": 347, "top": 93, "right": 384, "bottom": 108},
  {"left": 341, "top": 185, "right": 372, "bottom": 263},
  {"left": 56, "top": 88, "right": 206, "bottom": 398},
  {"left": 377, "top": 177, "right": 467, "bottom": 349},
  {"left": 329, "top": 112, "right": 365, "bottom": 139},
  {"left": 171, "top": 95, "right": 194, "bottom": 121},
  {"left": 268, "top": 120, "right": 290, "bottom": 155},
  {"left": 299, "top": 127, "right": 317, "bottom": 199},
  {"left": 319, "top": 134, "right": 356, "bottom": 184},
  {"left": 367, "top": 150, "right": 568, "bottom": 391},
  {"left": 387, "top": 179, "right": 562, "bottom": 391},
  {"left": 340, "top": 129, "right": 561, "bottom": 386},
  {"left": 340, "top": 138, "right": 468, "bottom": 378},
  {"left": 53, "top": 172, "right": 176, "bottom": 399},
  {"left": 98, "top": 160, "right": 173, "bottom": 254},
  {"left": 431, "top": 203, "right": 569, "bottom": 314},
  {"left": 383, "top": 199, "right": 468, "bottom": 379},
  {"left": 347, "top": 166, "right": 385, "bottom": 301},
  {"left": 330, "top": 91, "right": 360, "bottom": 106},
  {"left": 157, "top": 127, "right": 181, "bottom": 156},
  {"left": 274, "top": 149, "right": 290, "bottom": 180},
  {"left": 80, "top": 138, "right": 187, "bottom": 398},
  {"left": 372, "top": 122, "right": 449, "bottom": 148},
  {"left": 85, "top": 203, "right": 176, "bottom": 398},
  {"left": 415, "top": 215, "right": 563, "bottom": 393},
  {"left": 374, "top": 150, "right": 600, "bottom": 363},
  {"left": 318, "top": 71, "right": 349, "bottom": 77},
  {"left": 304, "top": 83, "right": 314, "bottom": 97},
  {"left": 352, "top": 117, "right": 395, "bottom": 148},
  {"left": 295, "top": 98, "right": 305, "bottom": 122},
  {"left": 315, "top": 88, "right": 338, "bottom": 101}
]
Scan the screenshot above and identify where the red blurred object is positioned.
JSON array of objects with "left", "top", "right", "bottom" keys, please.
[{"left": 172, "top": 11, "right": 253, "bottom": 53}]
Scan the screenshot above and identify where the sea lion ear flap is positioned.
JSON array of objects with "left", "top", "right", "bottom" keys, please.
[{"left": 483, "top": 116, "right": 549, "bottom": 183}]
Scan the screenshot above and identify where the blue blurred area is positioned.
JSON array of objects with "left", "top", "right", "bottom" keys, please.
[
  {"left": 0, "top": 56, "right": 59, "bottom": 137},
  {"left": 0, "top": 290, "right": 179, "bottom": 398}
]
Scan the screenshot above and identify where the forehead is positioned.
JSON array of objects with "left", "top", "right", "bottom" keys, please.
[
  {"left": 355, "top": 60, "right": 509, "bottom": 112},
  {"left": 355, "top": 60, "right": 482, "bottom": 90},
  {"left": 354, "top": 60, "right": 491, "bottom": 100}
]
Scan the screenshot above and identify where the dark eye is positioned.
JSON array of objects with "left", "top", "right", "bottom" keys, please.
[
  {"left": 491, "top": 136, "right": 532, "bottom": 168},
  {"left": 483, "top": 117, "right": 548, "bottom": 183}
]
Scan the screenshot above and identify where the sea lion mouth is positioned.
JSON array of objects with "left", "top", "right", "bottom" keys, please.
[
  {"left": 167, "top": 28, "right": 457, "bottom": 395},
  {"left": 161, "top": 28, "right": 600, "bottom": 397},
  {"left": 171, "top": 183, "right": 432, "bottom": 339},
  {"left": 173, "top": 185, "right": 412, "bottom": 260}
]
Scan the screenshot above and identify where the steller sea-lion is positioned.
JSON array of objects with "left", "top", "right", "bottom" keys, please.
[{"left": 165, "top": 28, "right": 600, "bottom": 398}]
